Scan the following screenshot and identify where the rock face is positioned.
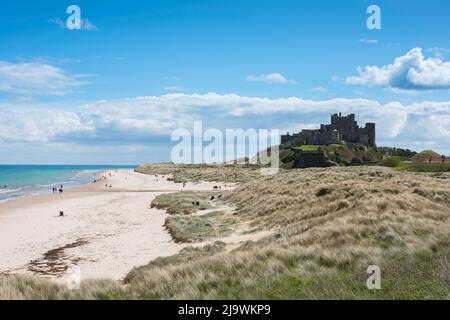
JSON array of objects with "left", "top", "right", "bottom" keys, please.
[
  {"left": 280, "top": 148, "right": 334, "bottom": 169},
  {"left": 281, "top": 113, "right": 376, "bottom": 147},
  {"left": 279, "top": 144, "right": 383, "bottom": 169}
]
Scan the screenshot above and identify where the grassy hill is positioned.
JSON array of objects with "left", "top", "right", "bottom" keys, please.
[
  {"left": 1, "top": 165, "right": 449, "bottom": 299},
  {"left": 379, "top": 150, "right": 450, "bottom": 173},
  {"left": 411, "top": 150, "right": 441, "bottom": 163},
  {"left": 280, "top": 145, "right": 449, "bottom": 173},
  {"left": 279, "top": 144, "right": 384, "bottom": 168}
]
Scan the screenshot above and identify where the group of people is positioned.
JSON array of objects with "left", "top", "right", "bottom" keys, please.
[
  {"left": 210, "top": 194, "right": 222, "bottom": 201},
  {"left": 94, "top": 172, "right": 113, "bottom": 188},
  {"left": 98, "top": 173, "right": 112, "bottom": 180},
  {"left": 52, "top": 185, "right": 64, "bottom": 194},
  {"left": 153, "top": 174, "right": 165, "bottom": 183}
]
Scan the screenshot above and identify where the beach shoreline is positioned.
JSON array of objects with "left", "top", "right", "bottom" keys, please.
[
  {"left": 0, "top": 165, "right": 136, "bottom": 204},
  {"left": 0, "top": 169, "right": 233, "bottom": 283}
]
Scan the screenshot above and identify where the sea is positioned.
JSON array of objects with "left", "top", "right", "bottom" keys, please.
[{"left": 0, "top": 165, "right": 136, "bottom": 203}]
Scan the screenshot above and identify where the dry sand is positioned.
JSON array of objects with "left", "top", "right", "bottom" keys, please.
[{"left": 0, "top": 169, "right": 235, "bottom": 283}]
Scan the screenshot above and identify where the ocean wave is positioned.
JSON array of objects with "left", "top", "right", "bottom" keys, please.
[
  {"left": 37, "top": 180, "right": 73, "bottom": 187},
  {"left": 38, "top": 183, "right": 60, "bottom": 187},
  {"left": 71, "top": 171, "right": 97, "bottom": 180},
  {"left": 0, "top": 187, "right": 22, "bottom": 194},
  {"left": 0, "top": 167, "right": 125, "bottom": 204}
]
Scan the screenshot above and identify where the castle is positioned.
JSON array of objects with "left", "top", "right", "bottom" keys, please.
[{"left": 281, "top": 113, "right": 376, "bottom": 147}]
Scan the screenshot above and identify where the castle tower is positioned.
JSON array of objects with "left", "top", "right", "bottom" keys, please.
[{"left": 365, "top": 123, "right": 376, "bottom": 147}]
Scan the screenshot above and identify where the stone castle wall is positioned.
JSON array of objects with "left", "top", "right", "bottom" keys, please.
[{"left": 281, "top": 113, "right": 376, "bottom": 147}]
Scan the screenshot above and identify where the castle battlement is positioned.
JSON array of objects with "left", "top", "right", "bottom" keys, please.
[{"left": 281, "top": 113, "right": 376, "bottom": 147}]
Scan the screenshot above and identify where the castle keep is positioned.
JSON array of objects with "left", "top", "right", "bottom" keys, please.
[{"left": 281, "top": 113, "right": 376, "bottom": 147}]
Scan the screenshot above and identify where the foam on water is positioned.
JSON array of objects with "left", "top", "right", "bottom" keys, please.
[{"left": 0, "top": 165, "right": 135, "bottom": 203}]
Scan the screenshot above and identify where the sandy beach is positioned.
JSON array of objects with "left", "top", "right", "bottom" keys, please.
[{"left": 0, "top": 169, "right": 234, "bottom": 283}]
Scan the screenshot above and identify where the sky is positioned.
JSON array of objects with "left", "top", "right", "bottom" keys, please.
[{"left": 0, "top": 0, "right": 449, "bottom": 164}]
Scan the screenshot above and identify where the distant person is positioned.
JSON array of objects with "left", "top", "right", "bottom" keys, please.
[{"left": 59, "top": 211, "right": 64, "bottom": 217}]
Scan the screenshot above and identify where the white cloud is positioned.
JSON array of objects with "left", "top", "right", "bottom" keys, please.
[
  {"left": 346, "top": 48, "right": 450, "bottom": 91},
  {"left": 246, "top": 73, "right": 294, "bottom": 84},
  {"left": 48, "top": 18, "right": 65, "bottom": 29},
  {"left": 417, "top": 115, "right": 450, "bottom": 139},
  {"left": 359, "top": 38, "right": 378, "bottom": 44},
  {"left": 81, "top": 19, "right": 98, "bottom": 31},
  {"left": 0, "top": 108, "right": 93, "bottom": 142},
  {"left": 0, "top": 93, "right": 448, "bottom": 154},
  {"left": 49, "top": 18, "right": 98, "bottom": 31},
  {"left": 0, "top": 61, "right": 84, "bottom": 96},
  {"left": 29, "top": 56, "right": 82, "bottom": 65},
  {"left": 163, "top": 86, "right": 186, "bottom": 91},
  {"left": 428, "top": 47, "right": 450, "bottom": 58}
]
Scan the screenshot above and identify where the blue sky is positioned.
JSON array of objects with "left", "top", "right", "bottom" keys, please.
[{"left": 0, "top": 0, "right": 449, "bottom": 164}]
